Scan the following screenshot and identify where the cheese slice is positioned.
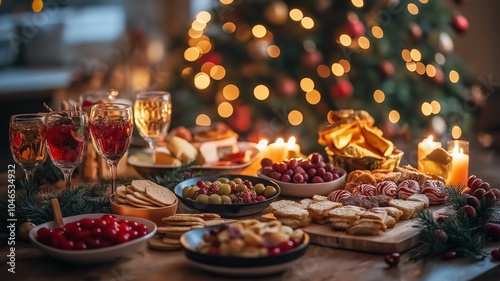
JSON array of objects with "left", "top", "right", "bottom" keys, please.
[{"left": 197, "top": 137, "right": 238, "bottom": 164}]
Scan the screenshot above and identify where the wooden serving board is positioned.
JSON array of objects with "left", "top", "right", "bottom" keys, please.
[{"left": 262, "top": 206, "right": 446, "bottom": 254}]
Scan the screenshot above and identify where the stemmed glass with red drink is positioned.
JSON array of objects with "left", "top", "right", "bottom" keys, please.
[
  {"left": 89, "top": 103, "right": 133, "bottom": 193},
  {"left": 45, "top": 110, "right": 90, "bottom": 190}
]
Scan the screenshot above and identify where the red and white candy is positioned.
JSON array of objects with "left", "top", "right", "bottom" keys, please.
[
  {"left": 397, "top": 180, "right": 421, "bottom": 199},
  {"left": 376, "top": 181, "right": 398, "bottom": 198},
  {"left": 421, "top": 180, "right": 446, "bottom": 205},
  {"left": 352, "top": 184, "right": 377, "bottom": 197},
  {"left": 327, "top": 190, "right": 352, "bottom": 203}
]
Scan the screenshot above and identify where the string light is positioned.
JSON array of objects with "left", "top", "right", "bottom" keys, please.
[
  {"left": 252, "top": 24, "right": 267, "bottom": 38},
  {"left": 196, "top": 11, "right": 211, "bottom": 24},
  {"left": 181, "top": 67, "right": 193, "bottom": 78},
  {"left": 339, "top": 34, "right": 352, "bottom": 46},
  {"left": 431, "top": 100, "right": 441, "bottom": 114},
  {"left": 451, "top": 125, "right": 462, "bottom": 139},
  {"left": 300, "top": 78, "right": 314, "bottom": 92},
  {"left": 339, "top": 59, "right": 351, "bottom": 73},
  {"left": 267, "top": 45, "right": 280, "bottom": 58},
  {"left": 192, "top": 20, "right": 207, "bottom": 31},
  {"left": 407, "top": 3, "right": 419, "bottom": 15},
  {"left": 210, "top": 65, "right": 226, "bottom": 80},
  {"left": 222, "top": 22, "right": 236, "bottom": 33},
  {"left": 419, "top": 0, "right": 428, "bottom": 4},
  {"left": 220, "top": 0, "right": 233, "bottom": 5},
  {"left": 196, "top": 114, "right": 211, "bottom": 126},
  {"left": 401, "top": 49, "right": 412, "bottom": 62},
  {"left": 317, "top": 65, "right": 330, "bottom": 78},
  {"left": 218, "top": 102, "right": 233, "bottom": 118},
  {"left": 254, "top": 85, "right": 270, "bottom": 100},
  {"left": 373, "top": 89, "right": 385, "bottom": 103},
  {"left": 196, "top": 40, "right": 212, "bottom": 54},
  {"left": 371, "top": 26, "right": 384, "bottom": 39},
  {"left": 201, "top": 62, "right": 215, "bottom": 73},
  {"left": 421, "top": 102, "right": 432, "bottom": 116},
  {"left": 301, "top": 17, "right": 314, "bottom": 29},
  {"left": 305, "top": 89, "right": 321, "bottom": 105},
  {"left": 331, "top": 63, "right": 345, "bottom": 76},
  {"left": 288, "top": 110, "right": 303, "bottom": 126},
  {"left": 184, "top": 47, "right": 201, "bottom": 61},
  {"left": 358, "top": 36, "right": 370, "bottom": 49},
  {"left": 351, "top": 0, "right": 364, "bottom": 8},
  {"left": 188, "top": 28, "right": 203, "bottom": 38},
  {"left": 449, "top": 70, "right": 460, "bottom": 83},
  {"left": 416, "top": 62, "right": 426, "bottom": 75},
  {"left": 406, "top": 62, "right": 416, "bottom": 72},
  {"left": 223, "top": 84, "right": 240, "bottom": 100},
  {"left": 194, "top": 72, "right": 211, "bottom": 89},
  {"left": 388, "top": 110, "right": 400, "bottom": 123},
  {"left": 289, "top": 9, "right": 303, "bottom": 21},
  {"left": 426, "top": 64, "right": 437, "bottom": 77},
  {"left": 410, "top": 49, "right": 421, "bottom": 61}
]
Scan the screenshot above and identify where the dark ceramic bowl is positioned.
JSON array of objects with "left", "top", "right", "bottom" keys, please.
[
  {"left": 180, "top": 225, "right": 309, "bottom": 276},
  {"left": 173, "top": 174, "right": 280, "bottom": 217}
]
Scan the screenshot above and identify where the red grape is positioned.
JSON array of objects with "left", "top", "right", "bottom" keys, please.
[
  {"left": 470, "top": 178, "right": 484, "bottom": 191},
  {"left": 479, "top": 182, "right": 491, "bottom": 191},
  {"left": 312, "top": 176, "right": 324, "bottom": 183},
  {"left": 309, "top": 152, "right": 324, "bottom": 164},
  {"left": 467, "top": 175, "right": 477, "bottom": 187},
  {"left": 287, "top": 159, "right": 299, "bottom": 169},
  {"left": 281, "top": 174, "right": 291, "bottom": 182},
  {"left": 261, "top": 158, "right": 273, "bottom": 167},
  {"left": 293, "top": 173, "right": 305, "bottom": 183},
  {"left": 464, "top": 205, "right": 476, "bottom": 218},
  {"left": 323, "top": 172, "right": 334, "bottom": 182},
  {"left": 473, "top": 188, "right": 486, "bottom": 199}
]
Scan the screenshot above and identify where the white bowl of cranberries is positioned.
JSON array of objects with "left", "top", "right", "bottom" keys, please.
[
  {"left": 28, "top": 213, "right": 156, "bottom": 263},
  {"left": 257, "top": 153, "right": 346, "bottom": 197}
]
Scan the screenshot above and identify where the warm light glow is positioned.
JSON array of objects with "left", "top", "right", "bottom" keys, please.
[
  {"left": 435, "top": 53, "right": 446, "bottom": 65},
  {"left": 300, "top": 78, "right": 315, "bottom": 92},
  {"left": 147, "top": 40, "right": 164, "bottom": 63},
  {"left": 421, "top": 102, "right": 432, "bottom": 116},
  {"left": 431, "top": 100, "right": 441, "bottom": 114},
  {"left": 317, "top": 65, "right": 330, "bottom": 78},
  {"left": 252, "top": 24, "right": 267, "bottom": 38},
  {"left": 401, "top": 49, "right": 412, "bottom": 62},
  {"left": 331, "top": 63, "right": 345, "bottom": 77},
  {"left": 416, "top": 62, "right": 426, "bottom": 75},
  {"left": 351, "top": 0, "right": 364, "bottom": 8},
  {"left": 420, "top": 0, "right": 428, "bottom": 3},
  {"left": 339, "top": 34, "right": 352, "bottom": 46},
  {"left": 371, "top": 26, "right": 384, "bottom": 39},
  {"left": 449, "top": 70, "right": 460, "bottom": 83},
  {"left": 288, "top": 110, "right": 303, "bottom": 126},
  {"left": 181, "top": 67, "right": 193, "bottom": 78},
  {"left": 257, "top": 139, "right": 269, "bottom": 150},
  {"left": 305, "top": 89, "right": 321, "bottom": 105},
  {"left": 426, "top": 64, "right": 437, "bottom": 77},
  {"left": 184, "top": 47, "right": 201, "bottom": 61},
  {"left": 191, "top": 20, "right": 207, "bottom": 31},
  {"left": 254, "top": 85, "right": 270, "bottom": 100},
  {"left": 32, "top": 0, "right": 43, "bottom": 12},
  {"left": 373, "top": 89, "right": 385, "bottom": 103},
  {"left": 388, "top": 110, "right": 400, "bottom": 123},
  {"left": 196, "top": 114, "right": 211, "bottom": 126},
  {"left": 194, "top": 72, "right": 211, "bottom": 89},
  {"left": 451, "top": 126, "right": 463, "bottom": 139},
  {"left": 301, "top": 17, "right": 314, "bottom": 29},
  {"left": 267, "top": 45, "right": 281, "bottom": 58},
  {"left": 218, "top": 102, "right": 233, "bottom": 118},
  {"left": 406, "top": 62, "right": 416, "bottom": 72},
  {"left": 358, "top": 36, "right": 370, "bottom": 49},
  {"left": 196, "top": 11, "right": 211, "bottom": 24},
  {"left": 222, "top": 22, "right": 236, "bottom": 33},
  {"left": 407, "top": 3, "right": 419, "bottom": 15},
  {"left": 210, "top": 65, "right": 226, "bottom": 80},
  {"left": 220, "top": 0, "right": 233, "bottom": 4},
  {"left": 410, "top": 49, "right": 422, "bottom": 61},
  {"left": 196, "top": 40, "right": 212, "bottom": 54},
  {"left": 287, "top": 136, "right": 297, "bottom": 146},
  {"left": 339, "top": 59, "right": 351, "bottom": 73},
  {"left": 289, "top": 9, "right": 303, "bottom": 21},
  {"left": 223, "top": 84, "right": 239, "bottom": 100},
  {"left": 201, "top": 62, "right": 215, "bottom": 73}
]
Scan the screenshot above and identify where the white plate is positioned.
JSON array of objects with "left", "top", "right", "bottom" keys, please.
[
  {"left": 127, "top": 141, "right": 260, "bottom": 170},
  {"left": 28, "top": 213, "right": 157, "bottom": 264},
  {"left": 257, "top": 168, "right": 346, "bottom": 197}
]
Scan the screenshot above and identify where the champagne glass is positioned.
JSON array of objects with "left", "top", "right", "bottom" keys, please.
[
  {"left": 89, "top": 103, "right": 133, "bottom": 193},
  {"left": 133, "top": 91, "right": 172, "bottom": 164},
  {"left": 9, "top": 113, "right": 47, "bottom": 183},
  {"left": 45, "top": 111, "right": 89, "bottom": 190}
]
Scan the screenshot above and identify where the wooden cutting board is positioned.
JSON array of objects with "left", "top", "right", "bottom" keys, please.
[{"left": 262, "top": 206, "right": 446, "bottom": 254}]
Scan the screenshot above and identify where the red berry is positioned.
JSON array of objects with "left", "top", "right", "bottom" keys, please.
[
  {"left": 442, "top": 251, "right": 457, "bottom": 260},
  {"left": 116, "top": 232, "right": 131, "bottom": 244},
  {"left": 464, "top": 205, "right": 476, "bottom": 218},
  {"left": 383, "top": 254, "right": 399, "bottom": 267},
  {"left": 256, "top": 195, "right": 266, "bottom": 201},
  {"left": 208, "top": 246, "right": 219, "bottom": 255},
  {"left": 80, "top": 218, "right": 94, "bottom": 230},
  {"left": 278, "top": 240, "right": 294, "bottom": 252},
  {"left": 491, "top": 249, "right": 500, "bottom": 260},
  {"left": 268, "top": 247, "right": 281, "bottom": 255},
  {"left": 435, "top": 229, "right": 448, "bottom": 243},
  {"left": 485, "top": 223, "right": 500, "bottom": 241}
]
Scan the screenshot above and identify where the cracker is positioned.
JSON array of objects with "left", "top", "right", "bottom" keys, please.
[
  {"left": 115, "top": 185, "right": 129, "bottom": 198},
  {"left": 145, "top": 184, "right": 176, "bottom": 206},
  {"left": 162, "top": 232, "right": 184, "bottom": 239},
  {"left": 162, "top": 237, "right": 181, "bottom": 245},
  {"left": 148, "top": 238, "right": 181, "bottom": 251},
  {"left": 173, "top": 213, "right": 221, "bottom": 219},
  {"left": 131, "top": 180, "right": 154, "bottom": 193},
  {"left": 164, "top": 221, "right": 205, "bottom": 227},
  {"left": 204, "top": 219, "right": 236, "bottom": 226},
  {"left": 125, "top": 185, "right": 136, "bottom": 194},
  {"left": 126, "top": 194, "right": 154, "bottom": 206},
  {"left": 126, "top": 200, "right": 159, "bottom": 209},
  {"left": 162, "top": 216, "right": 205, "bottom": 223},
  {"left": 114, "top": 196, "right": 129, "bottom": 205},
  {"left": 157, "top": 226, "right": 193, "bottom": 233},
  {"left": 133, "top": 191, "right": 165, "bottom": 206}
]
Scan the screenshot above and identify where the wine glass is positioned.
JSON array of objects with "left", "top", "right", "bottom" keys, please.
[
  {"left": 45, "top": 110, "right": 89, "bottom": 190},
  {"left": 133, "top": 91, "right": 172, "bottom": 164},
  {"left": 89, "top": 103, "right": 133, "bottom": 194},
  {"left": 9, "top": 113, "right": 47, "bottom": 183}
]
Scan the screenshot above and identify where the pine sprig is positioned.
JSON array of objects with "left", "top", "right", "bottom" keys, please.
[
  {"left": 148, "top": 164, "right": 207, "bottom": 190},
  {"left": 413, "top": 185, "right": 498, "bottom": 261}
]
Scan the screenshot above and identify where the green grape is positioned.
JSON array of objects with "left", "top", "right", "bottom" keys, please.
[
  {"left": 220, "top": 195, "right": 232, "bottom": 204},
  {"left": 209, "top": 194, "right": 222, "bottom": 204},
  {"left": 254, "top": 183, "right": 266, "bottom": 195},
  {"left": 263, "top": 186, "right": 277, "bottom": 198},
  {"left": 196, "top": 194, "right": 209, "bottom": 204},
  {"left": 233, "top": 178, "right": 243, "bottom": 184},
  {"left": 235, "top": 183, "right": 248, "bottom": 193},
  {"left": 182, "top": 186, "right": 192, "bottom": 198},
  {"left": 216, "top": 177, "right": 230, "bottom": 184},
  {"left": 188, "top": 186, "right": 200, "bottom": 199},
  {"left": 218, "top": 183, "right": 231, "bottom": 195}
]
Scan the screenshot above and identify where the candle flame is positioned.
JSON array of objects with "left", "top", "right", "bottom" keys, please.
[
  {"left": 275, "top": 138, "right": 285, "bottom": 145},
  {"left": 425, "top": 135, "right": 434, "bottom": 142},
  {"left": 257, "top": 139, "right": 268, "bottom": 150},
  {"left": 287, "top": 136, "right": 296, "bottom": 145},
  {"left": 452, "top": 144, "right": 464, "bottom": 155}
]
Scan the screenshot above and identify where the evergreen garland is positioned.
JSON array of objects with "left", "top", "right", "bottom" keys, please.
[{"left": 412, "top": 185, "right": 499, "bottom": 261}]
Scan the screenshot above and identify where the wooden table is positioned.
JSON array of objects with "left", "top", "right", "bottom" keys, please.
[{"left": 1, "top": 140, "right": 500, "bottom": 280}]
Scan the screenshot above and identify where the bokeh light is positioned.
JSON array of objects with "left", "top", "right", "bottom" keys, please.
[
  {"left": 196, "top": 114, "right": 211, "bottom": 126},
  {"left": 218, "top": 102, "right": 234, "bottom": 118},
  {"left": 305, "top": 89, "right": 321, "bottom": 105},
  {"left": 223, "top": 84, "right": 240, "bottom": 100},
  {"left": 254, "top": 85, "right": 270, "bottom": 100},
  {"left": 288, "top": 110, "right": 303, "bottom": 126}
]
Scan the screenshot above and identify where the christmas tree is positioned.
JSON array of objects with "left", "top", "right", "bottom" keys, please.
[{"left": 167, "top": 0, "right": 472, "bottom": 153}]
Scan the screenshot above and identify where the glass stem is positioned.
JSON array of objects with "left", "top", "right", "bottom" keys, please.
[
  {"left": 109, "top": 163, "right": 118, "bottom": 194},
  {"left": 148, "top": 139, "right": 157, "bottom": 165},
  {"left": 63, "top": 170, "right": 73, "bottom": 190},
  {"left": 24, "top": 169, "right": 35, "bottom": 184}
]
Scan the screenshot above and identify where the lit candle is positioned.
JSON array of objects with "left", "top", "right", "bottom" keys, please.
[
  {"left": 266, "top": 138, "right": 288, "bottom": 162},
  {"left": 286, "top": 136, "right": 301, "bottom": 159},
  {"left": 446, "top": 140, "right": 469, "bottom": 187},
  {"left": 417, "top": 135, "right": 442, "bottom": 171}
]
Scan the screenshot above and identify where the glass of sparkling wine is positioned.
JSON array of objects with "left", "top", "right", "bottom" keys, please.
[
  {"left": 90, "top": 103, "right": 133, "bottom": 193},
  {"left": 134, "top": 91, "right": 172, "bottom": 164},
  {"left": 45, "top": 110, "right": 90, "bottom": 190},
  {"left": 9, "top": 113, "right": 47, "bottom": 183}
]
